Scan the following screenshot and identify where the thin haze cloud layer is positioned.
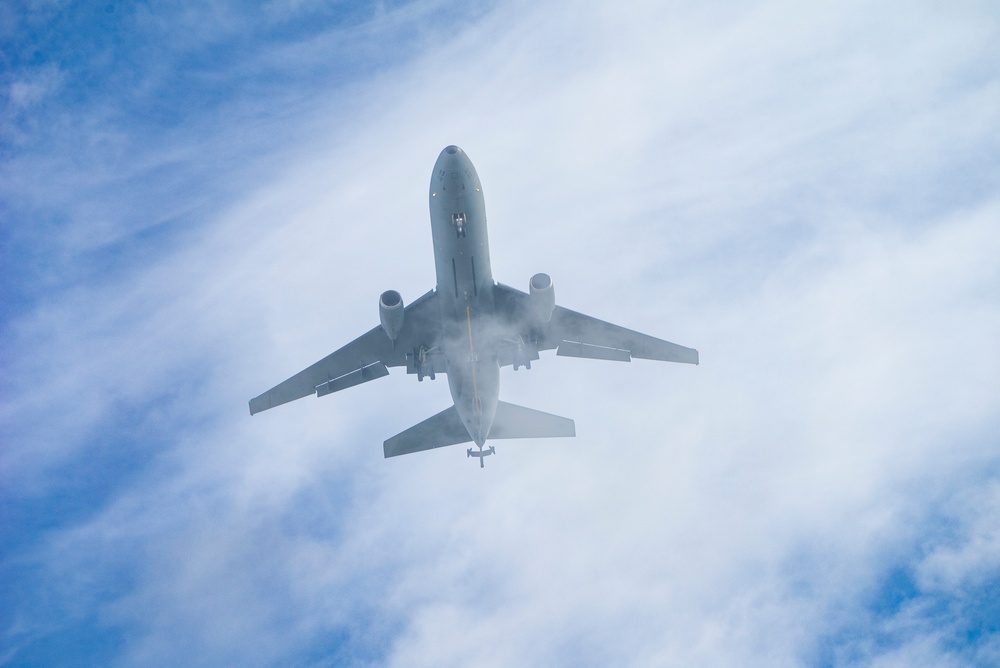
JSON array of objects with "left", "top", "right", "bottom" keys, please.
[{"left": 2, "top": 1, "right": 999, "bottom": 665}]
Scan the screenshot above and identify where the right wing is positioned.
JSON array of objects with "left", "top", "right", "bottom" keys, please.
[
  {"left": 249, "top": 289, "right": 440, "bottom": 414},
  {"left": 547, "top": 304, "right": 699, "bottom": 364},
  {"left": 493, "top": 282, "right": 699, "bottom": 366}
]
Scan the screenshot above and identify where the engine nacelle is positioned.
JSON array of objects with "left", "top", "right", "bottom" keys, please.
[
  {"left": 529, "top": 273, "right": 555, "bottom": 322},
  {"left": 379, "top": 290, "right": 404, "bottom": 340}
]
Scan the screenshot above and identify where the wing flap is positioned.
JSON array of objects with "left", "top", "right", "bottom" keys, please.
[
  {"left": 316, "top": 361, "right": 389, "bottom": 397},
  {"left": 556, "top": 341, "right": 632, "bottom": 362}
]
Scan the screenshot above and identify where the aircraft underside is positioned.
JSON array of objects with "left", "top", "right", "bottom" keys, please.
[{"left": 249, "top": 146, "right": 697, "bottom": 468}]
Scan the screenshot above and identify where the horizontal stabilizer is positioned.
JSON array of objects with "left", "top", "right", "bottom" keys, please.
[
  {"left": 488, "top": 401, "right": 576, "bottom": 440},
  {"left": 383, "top": 406, "right": 472, "bottom": 458}
]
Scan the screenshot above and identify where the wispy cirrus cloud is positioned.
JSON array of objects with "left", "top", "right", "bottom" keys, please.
[{"left": 2, "top": 1, "right": 999, "bottom": 665}]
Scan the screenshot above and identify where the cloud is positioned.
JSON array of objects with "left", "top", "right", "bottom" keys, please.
[{"left": 3, "top": 0, "right": 999, "bottom": 665}]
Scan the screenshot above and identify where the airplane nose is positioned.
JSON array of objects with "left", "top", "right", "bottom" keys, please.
[{"left": 445, "top": 145, "right": 460, "bottom": 154}]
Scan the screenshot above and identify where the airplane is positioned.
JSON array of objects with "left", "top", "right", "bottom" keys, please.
[{"left": 249, "top": 145, "right": 698, "bottom": 467}]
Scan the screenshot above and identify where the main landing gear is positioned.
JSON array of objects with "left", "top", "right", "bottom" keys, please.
[{"left": 416, "top": 345, "right": 436, "bottom": 381}]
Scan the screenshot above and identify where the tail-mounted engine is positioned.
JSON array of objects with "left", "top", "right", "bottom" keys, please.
[
  {"left": 529, "top": 273, "right": 555, "bottom": 322},
  {"left": 379, "top": 290, "right": 404, "bottom": 340}
]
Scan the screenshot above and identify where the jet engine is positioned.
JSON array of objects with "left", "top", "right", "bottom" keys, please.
[
  {"left": 529, "top": 273, "right": 555, "bottom": 322},
  {"left": 379, "top": 290, "right": 404, "bottom": 340}
]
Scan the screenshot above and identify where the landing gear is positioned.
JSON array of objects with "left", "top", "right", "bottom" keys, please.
[
  {"left": 511, "top": 334, "right": 535, "bottom": 371},
  {"left": 416, "top": 345, "right": 436, "bottom": 381},
  {"left": 467, "top": 445, "right": 496, "bottom": 468}
]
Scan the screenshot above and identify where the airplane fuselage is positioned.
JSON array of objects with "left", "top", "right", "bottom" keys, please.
[{"left": 429, "top": 145, "right": 498, "bottom": 447}]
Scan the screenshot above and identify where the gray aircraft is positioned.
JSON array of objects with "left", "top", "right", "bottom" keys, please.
[{"left": 250, "top": 145, "right": 698, "bottom": 467}]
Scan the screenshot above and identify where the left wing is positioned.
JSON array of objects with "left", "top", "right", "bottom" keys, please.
[
  {"left": 249, "top": 289, "right": 440, "bottom": 414},
  {"left": 493, "top": 283, "right": 698, "bottom": 366}
]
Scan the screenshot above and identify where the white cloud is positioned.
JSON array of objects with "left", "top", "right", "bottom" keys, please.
[{"left": 3, "top": 0, "right": 999, "bottom": 665}]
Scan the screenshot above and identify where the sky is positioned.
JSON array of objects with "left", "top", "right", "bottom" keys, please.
[{"left": 2, "top": 0, "right": 999, "bottom": 665}]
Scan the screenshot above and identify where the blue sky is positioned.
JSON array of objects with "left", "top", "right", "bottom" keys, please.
[{"left": 3, "top": 1, "right": 999, "bottom": 666}]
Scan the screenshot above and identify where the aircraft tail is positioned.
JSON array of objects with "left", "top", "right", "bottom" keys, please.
[
  {"left": 383, "top": 406, "right": 471, "bottom": 458},
  {"left": 488, "top": 401, "right": 576, "bottom": 440},
  {"left": 383, "top": 401, "right": 575, "bottom": 459}
]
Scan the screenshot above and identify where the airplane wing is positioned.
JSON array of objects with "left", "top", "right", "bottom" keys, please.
[
  {"left": 249, "top": 289, "right": 440, "bottom": 414},
  {"left": 493, "top": 283, "right": 699, "bottom": 366}
]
